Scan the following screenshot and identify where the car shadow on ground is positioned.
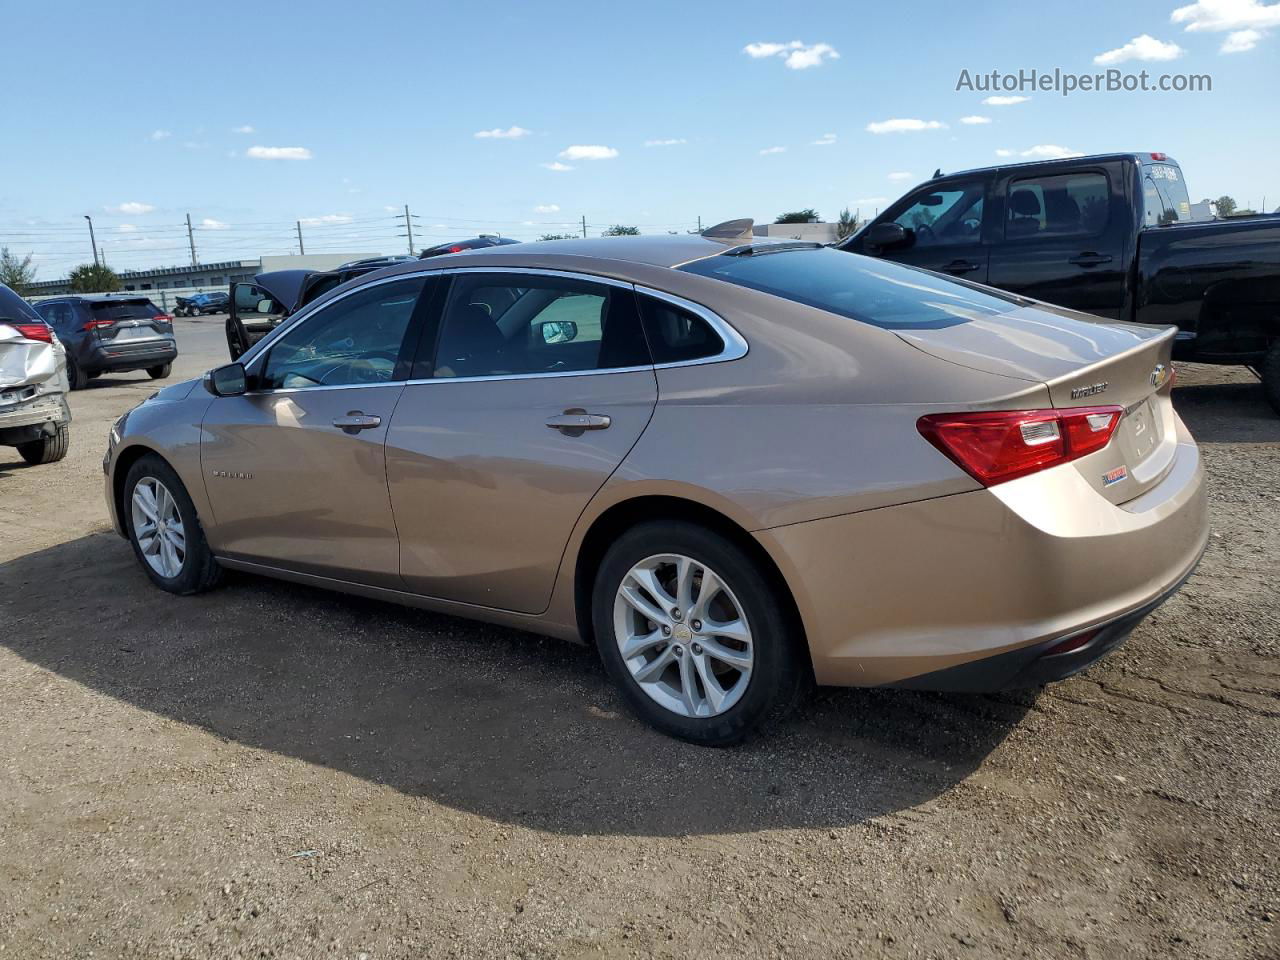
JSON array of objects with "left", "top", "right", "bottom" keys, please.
[
  {"left": 1, "top": 533, "right": 1033, "bottom": 838},
  {"left": 1172, "top": 376, "right": 1279, "bottom": 443}
]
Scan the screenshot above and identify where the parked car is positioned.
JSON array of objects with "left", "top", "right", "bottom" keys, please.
[
  {"left": 174, "top": 291, "right": 229, "bottom": 317},
  {"left": 0, "top": 283, "right": 70, "bottom": 465},
  {"left": 32, "top": 295, "right": 177, "bottom": 390},
  {"left": 419, "top": 236, "right": 520, "bottom": 258},
  {"left": 105, "top": 229, "right": 1207, "bottom": 744},
  {"left": 227, "top": 259, "right": 416, "bottom": 360},
  {"left": 840, "top": 152, "right": 1280, "bottom": 412}
]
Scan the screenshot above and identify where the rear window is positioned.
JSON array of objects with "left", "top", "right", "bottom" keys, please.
[
  {"left": 89, "top": 299, "right": 161, "bottom": 321},
  {"left": 678, "top": 247, "right": 1021, "bottom": 330},
  {"left": 1141, "top": 162, "right": 1192, "bottom": 225},
  {"left": 0, "top": 285, "right": 40, "bottom": 322}
]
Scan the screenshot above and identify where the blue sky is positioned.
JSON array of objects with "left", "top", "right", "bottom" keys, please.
[{"left": 2, "top": 0, "right": 1277, "bottom": 276}]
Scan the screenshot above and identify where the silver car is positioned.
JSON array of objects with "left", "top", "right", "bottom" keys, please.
[
  {"left": 1, "top": 283, "right": 70, "bottom": 465},
  {"left": 104, "top": 229, "right": 1208, "bottom": 744}
]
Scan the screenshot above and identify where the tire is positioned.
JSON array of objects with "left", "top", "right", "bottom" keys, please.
[
  {"left": 66, "top": 357, "right": 85, "bottom": 390},
  {"left": 592, "top": 521, "right": 808, "bottom": 746},
  {"left": 87, "top": 370, "right": 103, "bottom": 380},
  {"left": 123, "top": 454, "right": 222, "bottom": 594},
  {"left": 147, "top": 363, "right": 172, "bottom": 380},
  {"left": 1262, "top": 341, "right": 1280, "bottom": 416},
  {"left": 16, "top": 422, "right": 70, "bottom": 465}
]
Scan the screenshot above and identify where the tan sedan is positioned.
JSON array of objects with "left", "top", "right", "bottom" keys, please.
[{"left": 104, "top": 230, "right": 1208, "bottom": 744}]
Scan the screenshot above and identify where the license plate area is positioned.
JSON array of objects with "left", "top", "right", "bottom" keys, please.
[{"left": 1120, "top": 397, "right": 1161, "bottom": 465}]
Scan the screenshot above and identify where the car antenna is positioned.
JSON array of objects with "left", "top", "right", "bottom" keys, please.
[
  {"left": 932, "top": 168, "right": 943, "bottom": 179},
  {"left": 701, "top": 218, "right": 754, "bottom": 241}
]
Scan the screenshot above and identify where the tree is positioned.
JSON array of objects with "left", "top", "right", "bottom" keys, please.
[
  {"left": 68, "top": 263, "right": 121, "bottom": 293},
  {"left": 538, "top": 233, "right": 578, "bottom": 241},
  {"left": 1214, "top": 195, "right": 1237, "bottom": 218},
  {"left": 0, "top": 247, "right": 37, "bottom": 295},
  {"left": 775, "top": 209, "right": 819, "bottom": 224},
  {"left": 601, "top": 225, "right": 640, "bottom": 236},
  {"left": 835, "top": 208, "right": 860, "bottom": 240}
]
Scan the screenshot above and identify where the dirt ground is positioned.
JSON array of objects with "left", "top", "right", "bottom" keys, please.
[{"left": 1, "top": 320, "right": 1277, "bottom": 959}]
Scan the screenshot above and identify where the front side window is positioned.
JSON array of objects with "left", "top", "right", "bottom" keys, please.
[
  {"left": 892, "top": 181, "right": 985, "bottom": 246},
  {"left": 234, "top": 283, "right": 280, "bottom": 318},
  {"left": 430, "top": 273, "right": 649, "bottom": 378},
  {"left": 1006, "top": 172, "right": 1109, "bottom": 239},
  {"left": 259, "top": 277, "right": 425, "bottom": 389}
]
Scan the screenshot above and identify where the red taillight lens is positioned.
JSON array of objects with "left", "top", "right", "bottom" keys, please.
[
  {"left": 918, "top": 405, "right": 1124, "bottom": 487},
  {"left": 5, "top": 321, "right": 53, "bottom": 342},
  {"left": 448, "top": 245, "right": 466, "bottom": 253},
  {"left": 154, "top": 313, "right": 173, "bottom": 324},
  {"left": 82, "top": 319, "right": 114, "bottom": 331},
  {"left": 1149, "top": 152, "right": 1168, "bottom": 161}
]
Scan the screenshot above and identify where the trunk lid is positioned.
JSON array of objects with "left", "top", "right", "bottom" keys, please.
[{"left": 896, "top": 303, "right": 1178, "bottom": 504}]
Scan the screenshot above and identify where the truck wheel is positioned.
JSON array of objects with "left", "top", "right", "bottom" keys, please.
[
  {"left": 1262, "top": 342, "right": 1280, "bottom": 416},
  {"left": 17, "top": 423, "right": 70, "bottom": 465}
]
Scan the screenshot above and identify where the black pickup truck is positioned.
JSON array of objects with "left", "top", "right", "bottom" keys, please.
[{"left": 840, "top": 152, "right": 1280, "bottom": 412}]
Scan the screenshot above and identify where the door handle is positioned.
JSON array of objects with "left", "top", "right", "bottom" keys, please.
[
  {"left": 545, "top": 410, "right": 611, "bottom": 435},
  {"left": 942, "top": 259, "right": 981, "bottom": 274},
  {"left": 1069, "top": 252, "right": 1114, "bottom": 267},
  {"left": 331, "top": 412, "right": 381, "bottom": 433}
]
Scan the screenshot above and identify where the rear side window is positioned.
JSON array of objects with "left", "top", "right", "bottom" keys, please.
[
  {"left": 1005, "top": 172, "right": 1109, "bottom": 239},
  {"left": 89, "top": 299, "right": 161, "bottom": 321},
  {"left": 637, "top": 295, "right": 724, "bottom": 363},
  {"left": 679, "top": 247, "right": 1020, "bottom": 330}
]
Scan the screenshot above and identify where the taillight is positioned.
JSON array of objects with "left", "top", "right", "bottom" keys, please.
[
  {"left": 448, "top": 245, "right": 466, "bottom": 253},
  {"left": 1149, "top": 152, "right": 1168, "bottom": 161},
  {"left": 4, "top": 321, "right": 53, "bottom": 342},
  {"left": 82, "top": 319, "right": 114, "bottom": 331},
  {"left": 917, "top": 406, "right": 1124, "bottom": 487},
  {"left": 154, "top": 313, "right": 173, "bottom": 325}
]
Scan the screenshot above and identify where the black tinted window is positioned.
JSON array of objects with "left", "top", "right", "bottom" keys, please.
[
  {"left": 679, "top": 248, "right": 1019, "bottom": 330},
  {"left": 89, "top": 299, "right": 161, "bottom": 321},
  {"left": 1005, "top": 172, "right": 1108, "bottom": 239},
  {"left": 892, "top": 181, "right": 985, "bottom": 246},
  {"left": 638, "top": 295, "right": 723, "bottom": 363},
  {"left": 1, "top": 286, "right": 40, "bottom": 322},
  {"left": 430, "top": 273, "right": 649, "bottom": 378}
]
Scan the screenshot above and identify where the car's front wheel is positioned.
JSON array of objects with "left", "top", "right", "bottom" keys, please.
[
  {"left": 123, "top": 454, "right": 222, "bottom": 594},
  {"left": 592, "top": 521, "right": 808, "bottom": 746}
]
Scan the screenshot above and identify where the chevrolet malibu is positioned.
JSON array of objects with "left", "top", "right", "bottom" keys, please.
[{"left": 104, "top": 227, "right": 1208, "bottom": 744}]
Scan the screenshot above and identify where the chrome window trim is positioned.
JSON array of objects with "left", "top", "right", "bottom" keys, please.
[{"left": 237, "top": 264, "right": 749, "bottom": 394}]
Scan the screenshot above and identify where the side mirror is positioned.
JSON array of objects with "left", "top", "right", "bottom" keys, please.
[
  {"left": 256, "top": 298, "right": 277, "bottom": 315},
  {"left": 865, "top": 222, "right": 910, "bottom": 251},
  {"left": 205, "top": 362, "right": 248, "bottom": 397},
  {"left": 540, "top": 320, "right": 578, "bottom": 344}
]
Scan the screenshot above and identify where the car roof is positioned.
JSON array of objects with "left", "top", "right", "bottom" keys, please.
[
  {"left": 59, "top": 293, "right": 158, "bottom": 302},
  {"left": 406, "top": 234, "right": 744, "bottom": 271},
  {"left": 935, "top": 152, "right": 1175, "bottom": 181}
]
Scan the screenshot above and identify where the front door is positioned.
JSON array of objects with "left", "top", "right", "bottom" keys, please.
[
  {"left": 386, "top": 270, "right": 658, "bottom": 613},
  {"left": 202, "top": 275, "right": 431, "bottom": 587}
]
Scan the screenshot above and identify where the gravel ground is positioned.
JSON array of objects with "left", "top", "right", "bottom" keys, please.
[{"left": 1, "top": 321, "right": 1277, "bottom": 959}]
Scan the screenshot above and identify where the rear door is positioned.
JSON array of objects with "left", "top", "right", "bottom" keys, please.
[
  {"left": 853, "top": 175, "right": 992, "bottom": 281},
  {"left": 986, "top": 163, "right": 1130, "bottom": 318},
  {"left": 386, "top": 269, "right": 657, "bottom": 613}
]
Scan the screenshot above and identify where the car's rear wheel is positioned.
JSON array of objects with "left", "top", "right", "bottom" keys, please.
[
  {"left": 16, "top": 423, "right": 70, "bottom": 465},
  {"left": 123, "top": 454, "right": 222, "bottom": 594},
  {"left": 592, "top": 521, "right": 807, "bottom": 745},
  {"left": 147, "top": 363, "right": 172, "bottom": 380},
  {"left": 66, "top": 357, "right": 85, "bottom": 390}
]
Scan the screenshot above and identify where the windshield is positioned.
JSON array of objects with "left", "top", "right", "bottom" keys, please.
[{"left": 679, "top": 247, "right": 1023, "bottom": 330}]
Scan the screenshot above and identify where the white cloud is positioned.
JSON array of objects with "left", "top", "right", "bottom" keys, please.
[
  {"left": 812, "top": 133, "right": 838, "bottom": 145},
  {"left": 742, "top": 40, "right": 840, "bottom": 70},
  {"left": 541, "top": 161, "right": 574, "bottom": 172},
  {"left": 1019, "top": 144, "right": 1085, "bottom": 159},
  {"left": 855, "top": 197, "right": 889, "bottom": 205},
  {"left": 1171, "top": 0, "right": 1280, "bottom": 32},
  {"left": 1094, "top": 34, "right": 1184, "bottom": 64},
  {"left": 960, "top": 115, "right": 993, "bottom": 125},
  {"left": 983, "top": 95, "right": 1031, "bottom": 106},
  {"left": 475, "top": 125, "right": 532, "bottom": 139},
  {"left": 232, "top": 125, "right": 255, "bottom": 134},
  {"left": 866, "top": 118, "right": 946, "bottom": 134},
  {"left": 246, "top": 145, "right": 313, "bottom": 160},
  {"left": 149, "top": 129, "right": 171, "bottom": 141},
  {"left": 759, "top": 146, "right": 788, "bottom": 155},
  {"left": 383, "top": 205, "right": 398, "bottom": 212},
  {"left": 644, "top": 138, "right": 686, "bottom": 147},
  {"left": 299, "top": 214, "right": 353, "bottom": 225},
  {"left": 534, "top": 204, "right": 560, "bottom": 213},
  {"left": 995, "top": 149, "right": 1016, "bottom": 157},
  {"left": 106, "top": 202, "right": 155, "bottom": 215},
  {"left": 1222, "top": 27, "right": 1264, "bottom": 49},
  {"left": 887, "top": 171, "right": 914, "bottom": 181},
  {"left": 200, "top": 218, "right": 230, "bottom": 230},
  {"left": 559, "top": 144, "right": 618, "bottom": 160},
  {"left": 117, "top": 224, "right": 139, "bottom": 233}
]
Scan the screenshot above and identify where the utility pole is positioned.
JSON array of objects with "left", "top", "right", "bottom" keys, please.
[
  {"left": 84, "top": 215, "right": 99, "bottom": 266},
  {"left": 581, "top": 215, "right": 587, "bottom": 238},
  {"left": 185, "top": 213, "right": 197, "bottom": 266},
  {"left": 697, "top": 215, "right": 702, "bottom": 233},
  {"left": 296, "top": 220, "right": 305, "bottom": 255},
  {"left": 403, "top": 204, "right": 415, "bottom": 255}
]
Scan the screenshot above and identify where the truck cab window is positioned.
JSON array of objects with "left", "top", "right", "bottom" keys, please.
[
  {"left": 893, "top": 182, "right": 984, "bottom": 246},
  {"left": 1006, "top": 173, "right": 1108, "bottom": 239}
]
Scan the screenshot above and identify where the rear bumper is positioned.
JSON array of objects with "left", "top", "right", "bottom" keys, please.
[
  {"left": 0, "top": 392, "right": 71, "bottom": 444},
  {"left": 86, "top": 339, "right": 177, "bottom": 371},
  {"left": 756, "top": 414, "right": 1209, "bottom": 689}
]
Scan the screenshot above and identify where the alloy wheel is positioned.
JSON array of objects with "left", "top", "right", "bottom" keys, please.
[
  {"left": 131, "top": 477, "right": 186, "bottom": 578},
  {"left": 612, "top": 553, "right": 754, "bottom": 718}
]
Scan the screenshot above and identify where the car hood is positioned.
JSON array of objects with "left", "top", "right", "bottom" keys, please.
[{"left": 146, "top": 377, "right": 200, "bottom": 403}]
